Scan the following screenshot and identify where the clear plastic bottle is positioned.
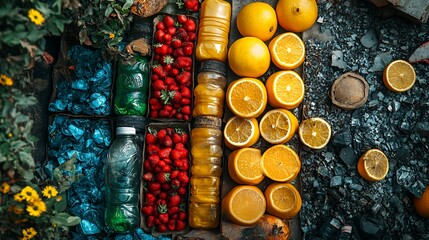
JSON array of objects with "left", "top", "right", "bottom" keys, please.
[
  {"left": 105, "top": 127, "right": 142, "bottom": 233},
  {"left": 189, "top": 116, "right": 223, "bottom": 229},
  {"left": 195, "top": 0, "right": 231, "bottom": 62},
  {"left": 193, "top": 60, "right": 227, "bottom": 118},
  {"left": 114, "top": 54, "right": 149, "bottom": 115}
]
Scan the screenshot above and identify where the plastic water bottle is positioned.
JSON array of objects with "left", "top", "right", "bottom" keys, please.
[{"left": 105, "top": 127, "right": 142, "bottom": 233}]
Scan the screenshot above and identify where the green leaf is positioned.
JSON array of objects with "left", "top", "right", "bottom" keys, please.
[
  {"left": 0, "top": 143, "right": 10, "bottom": 160},
  {"left": 54, "top": 193, "right": 67, "bottom": 212},
  {"left": 19, "top": 151, "right": 35, "bottom": 169},
  {"left": 14, "top": 95, "right": 37, "bottom": 107},
  {"left": 14, "top": 114, "right": 30, "bottom": 124},
  {"left": 105, "top": 5, "right": 113, "bottom": 17},
  {"left": 0, "top": 3, "right": 12, "bottom": 17},
  {"left": 122, "top": 0, "right": 133, "bottom": 10},
  {"left": 10, "top": 140, "right": 27, "bottom": 151},
  {"left": 51, "top": 213, "right": 81, "bottom": 226},
  {"left": 20, "top": 169, "right": 34, "bottom": 180}
]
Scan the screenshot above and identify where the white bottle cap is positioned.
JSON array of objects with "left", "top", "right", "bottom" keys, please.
[{"left": 116, "top": 127, "right": 136, "bottom": 135}]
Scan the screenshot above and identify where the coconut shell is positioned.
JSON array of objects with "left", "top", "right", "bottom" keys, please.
[{"left": 330, "top": 72, "right": 369, "bottom": 110}]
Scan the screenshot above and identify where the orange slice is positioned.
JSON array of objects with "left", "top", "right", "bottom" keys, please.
[
  {"left": 265, "top": 182, "right": 302, "bottom": 219},
  {"left": 268, "top": 32, "right": 305, "bottom": 70},
  {"left": 222, "top": 185, "right": 266, "bottom": 226},
  {"left": 266, "top": 70, "right": 305, "bottom": 109},
  {"left": 357, "top": 149, "right": 389, "bottom": 182},
  {"left": 224, "top": 116, "right": 259, "bottom": 150},
  {"left": 261, "top": 144, "right": 301, "bottom": 182},
  {"left": 259, "top": 109, "right": 298, "bottom": 144},
  {"left": 228, "top": 148, "right": 264, "bottom": 185},
  {"left": 383, "top": 60, "right": 416, "bottom": 92},
  {"left": 298, "top": 117, "right": 331, "bottom": 149},
  {"left": 226, "top": 78, "right": 267, "bottom": 118}
]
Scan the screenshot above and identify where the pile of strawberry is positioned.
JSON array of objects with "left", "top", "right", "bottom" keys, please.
[
  {"left": 149, "top": 14, "right": 196, "bottom": 121},
  {"left": 142, "top": 127, "right": 190, "bottom": 232},
  {"left": 176, "top": 0, "right": 200, "bottom": 12}
]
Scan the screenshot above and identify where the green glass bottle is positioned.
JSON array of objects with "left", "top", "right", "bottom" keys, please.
[{"left": 114, "top": 54, "right": 149, "bottom": 115}]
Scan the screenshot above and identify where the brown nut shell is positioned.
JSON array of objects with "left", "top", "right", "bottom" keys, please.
[{"left": 330, "top": 72, "right": 369, "bottom": 110}]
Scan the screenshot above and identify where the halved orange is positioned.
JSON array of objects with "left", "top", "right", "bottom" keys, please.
[
  {"left": 228, "top": 148, "right": 264, "bottom": 185},
  {"left": 226, "top": 78, "right": 267, "bottom": 118},
  {"left": 383, "top": 60, "right": 416, "bottom": 92},
  {"left": 298, "top": 117, "right": 331, "bottom": 149},
  {"left": 268, "top": 32, "right": 305, "bottom": 70},
  {"left": 266, "top": 70, "right": 305, "bottom": 109},
  {"left": 261, "top": 144, "right": 301, "bottom": 182},
  {"left": 265, "top": 182, "right": 302, "bottom": 219},
  {"left": 259, "top": 109, "right": 298, "bottom": 144},
  {"left": 357, "top": 149, "right": 389, "bottom": 182},
  {"left": 224, "top": 116, "right": 259, "bottom": 150},
  {"left": 222, "top": 185, "right": 266, "bottom": 226}
]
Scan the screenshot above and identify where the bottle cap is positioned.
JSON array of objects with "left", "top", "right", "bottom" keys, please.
[
  {"left": 116, "top": 127, "right": 136, "bottom": 135},
  {"left": 116, "top": 116, "right": 146, "bottom": 131},
  {"left": 330, "top": 218, "right": 342, "bottom": 229},
  {"left": 341, "top": 225, "right": 352, "bottom": 233},
  {"left": 200, "top": 60, "right": 227, "bottom": 76},
  {"left": 193, "top": 116, "right": 222, "bottom": 129}
]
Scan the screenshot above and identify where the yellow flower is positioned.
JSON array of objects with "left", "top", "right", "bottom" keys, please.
[
  {"left": 14, "top": 193, "right": 26, "bottom": 202},
  {"left": 0, "top": 74, "right": 13, "bottom": 86},
  {"left": 56, "top": 195, "right": 63, "bottom": 202},
  {"left": 22, "top": 227, "right": 37, "bottom": 239},
  {"left": 42, "top": 186, "right": 58, "bottom": 198},
  {"left": 26, "top": 200, "right": 46, "bottom": 217},
  {"left": 7, "top": 132, "right": 13, "bottom": 138},
  {"left": 109, "top": 32, "right": 115, "bottom": 39},
  {"left": 0, "top": 182, "right": 11, "bottom": 194},
  {"left": 21, "top": 186, "right": 40, "bottom": 202},
  {"left": 28, "top": 9, "right": 45, "bottom": 26}
]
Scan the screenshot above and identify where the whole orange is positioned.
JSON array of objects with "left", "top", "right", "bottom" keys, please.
[
  {"left": 413, "top": 186, "right": 429, "bottom": 218},
  {"left": 228, "top": 37, "right": 271, "bottom": 78},
  {"left": 236, "top": 2, "right": 277, "bottom": 42},
  {"left": 276, "top": 0, "right": 318, "bottom": 32}
]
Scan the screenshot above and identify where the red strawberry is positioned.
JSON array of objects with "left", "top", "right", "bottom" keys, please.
[
  {"left": 162, "top": 182, "right": 171, "bottom": 190},
  {"left": 175, "top": 28, "right": 188, "bottom": 40},
  {"left": 170, "top": 68, "right": 180, "bottom": 76},
  {"left": 181, "top": 160, "right": 189, "bottom": 171},
  {"left": 146, "top": 144, "right": 160, "bottom": 155},
  {"left": 173, "top": 48, "right": 185, "bottom": 58},
  {"left": 148, "top": 182, "right": 161, "bottom": 191},
  {"left": 156, "top": 21, "right": 165, "bottom": 30},
  {"left": 178, "top": 171, "right": 189, "bottom": 184},
  {"left": 145, "top": 132, "right": 157, "bottom": 144},
  {"left": 177, "top": 14, "right": 188, "bottom": 24},
  {"left": 169, "top": 109, "right": 177, "bottom": 118},
  {"left": 157, "top": 129, "right": 167, "bottom": 140},
  {"left": 145, "top": 192, "right": 156, "bottom": 204},
  {"left": 180, "top": 105, "right": 191, "bottom": 116},
  {"left": 154, "top": 43, "right": 168, "bottom": 55},
  {"left": 176, "top": 220, "right": 186, "bottom": 231},
  {"left": 184, "top": 19, "right": 196, "bottom": 32},
  {"left": 168, "top": 84, "right": 179, "bottom": 92},
  {"left": 168, "top": 219, "right": 176, "bottom": 231},
  {"left": 146, "top": 215, "right": 155, "bottom": 228},
  {"left": 150, "top": 111, "right": 158, "bottom": 118},
  {"left": 167, "top": 26, "right": 176, "bottom": 35},
  {"left": 177, "top": 187, "right": 187, "bottom": 196},
  {"left": 144, "top": 160, "right": 153, "bottom": 172},
  {"left": 159, "top": 192, "right": 167, "bottom": 199},
  {"left": 147, "top": 154, "right": 160, "bottom": 167},
  {"left": 180, "top": 98, "right": 191, "bottom": 105},
  {"left": 168, "top": 194, "right": 181, "bottom": 207},
  {"left": 155, "top": 30, "right": 165, "bottom": 43},
  {"left": 178, "top": 211, "right": 187, "bottom": 221},
  {"left": 156, "top": 172, "right": 170, "bottom": 183},
  {"left": 172, "top": 38, "right": 182, "bottom": 48},
  {"left": 159, "top": 109, "right": 169, "bottom": 118},
  {"left": 149, "top": 98, "right": 162, "bottom": 111},
  {"left": 170, "top": 170, "right": 179, "bottom": 179},
  {"left": 158, "top": 223, "right": 168, "bottom": 232},
  {"left": 142, "top": 172, "right": 154, "bottom": 181},
  {"left": 141, "top": 205, "right": 154, "bottom": 216},
  {"left": 151, "top": 73, "right": 159, "bottom": 81},
  {"left": 158, "top": 147, "right": 172, "bottom": 158},
  {"left": 171, "top": 179, "right": 180, "bottom": 189},
  {"left": 176, "top": 71, "right": 192, "bottom": 86},
  {"left": 175, "top": 113, "right": 183, "bottom": 120},
  {"left": 187, "top": 32, "right": 196, "bottom": 41},
  {"left": 159, "top": 213, "right": 169, "bottom": 224},
  {"left": 168, "top": 206, "right": 180, "bottom": 215},
  {"left": 174, "top": 56, "right": 192, "bottom": 69},
  {"left": 163, "top": 15, "right": 175, "bottom": 27},
  {"left": 172, "top": 133, "right": 182, "bottom": 144}
]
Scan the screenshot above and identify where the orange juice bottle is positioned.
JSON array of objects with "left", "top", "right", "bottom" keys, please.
[
  {"left": 189, "top": 116, "right": 223, "bottom": 229},
  {"left": 195, "top": 0, "right": 231, "bottom": 62}
]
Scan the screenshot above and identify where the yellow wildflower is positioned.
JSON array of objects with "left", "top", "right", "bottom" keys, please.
[
  {"left": 0, "top": 74, "right": 13, "bottom": 86},
  {"left": 21, "top": 186, "right": 40, "bottom": 203},
  {"left": 42, "top": 186, "right": 58, "bottom": 198},
  {"left": 0, "top": 182, "right": 11, "bottom": 194},
  {"left": 56, "top": 195, "right": 63, "bottom": 201},
  {"left": 26, "top": 199, "right": 46, "bottom": 217},
  {"left": 14, "top": 193, "right": 26, "bottom": 202},
  {"left": 22, "top": 227, "right": 37, "bottom": 239},
  {"left": 7, "top": 132, "right": 13, "bottom": 138},
  {"left": 28, "top": 9, "right": 45, "bottom": 26},
  {"left": 109, "top": 32, "right": 115, "bottom": 39}
]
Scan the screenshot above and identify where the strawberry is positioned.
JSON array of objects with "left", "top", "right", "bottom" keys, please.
[
  {"left": 166, "top": 127, "right": 174, "bottom": 136},
  {"left": 147, "top": 154, "right": 160, "bottom": 167},
  {"left": 159, "top": 213, "right": 169, "bottom": 224},
  {"left": 141, "top": 205, "right": 154, "bottom": 216},
  {"left": 156, "top": 172, "right": 170, "bottom": 183},
  {"left": 150, "top": 111, "right": 158, "bottom": 118},
  {"left": 159, "top": 109, "right": 169, "bottom": 118},
  {"left": 163, "top": 33, "right": 172, "bottom": 43},
  {"left": 157, "top": 129, "right": 167, "bottom": 140},
  {"left": 162, "top": 164, "right": 172, "bottom": 173},
  {"left": 145, "top": 131, "right": 157, "bottom": 144},
  {"left": 183, "top": 45, "right": 193, "bottom": 56},
  {"left": 163, "top": 135, "right": 173, "bottom": 147},
  {"left": 155, "top": 30, "right": 165, "bottom": 43},
  {"left": 148, "top": 182, "right": 161, "bottom": 191},
  {"left": 177, "top": 14, "right": 188, "bottom": 24},
  {"left": 168, "top": 219, "right": 176, "bottom": 231},
  {"left": 173, "top": 48, "right": 185, "bottom": 58},
  {"left": 145, "top": 192, "right": 156, "bottom": 204},
  {"left": 159, "top": 192, "right": 167, "bottom": 199},
  {"left": 142, "top": 172, "right": 154, "bottom": 181},
  {"left": 163, "top": 15, "right": 175, "bottom": 27},
  {"left": 178, "top": 171, "right": 189, "bottom": 184},
  {"left": 146, "top": 215, "right": 156, "bottom": 228},
  {"left": 146, "top": 144, "right": 160, "bottom": 155},
  {"left": 170, "top": 170, "right": 179, "bottom": 179},
  {"left": 180, "top": 160, "right": 189, "bottom": 171},
  {"left": 172, "top": 38, "right": 182, "bottom": 48},
  {"left": 152, "top": 65, "right": 167, "bottom": 79},
  {"left": 153, "top": 90, "right": 162, "bottom": 99},
  {"left": 184, "top": 19, "right": 196, "bottom": 32},
  {"left": 187, "top": 32, "right": 196, "bottom": 41},
  {"left": 175, "top": 143, "right": 185, "bottom": 149},
  {"left": 162, "top": 182, "right": 171, "bottom": 191},
  {"left": 180, "top": 105, "right": 191, "bottom": 116},
  {"left": 170, "top": 68, "right": 180, "bottom": 76},
  {"left": 168, "top": 84, "right": 179, "bottom": 92},
  {"left": 168, "top": 194, "right": 181, "bottom": 207},
  {"left": 151, "top": 73, "right": 159, "bottom": 81},
  {"left": 175, "top": 28, "right": 188, "bottom": 40},
  {"left": 168, "top": 206, "right": 180, "bottom": 215},
  {"left": 181, "top": 86, "right": 192, "bottom": 98},
  {"left": 167, "top": 26, "right": 176, "bottom": 35},
  {"left": 144, "top": 160, "right": 153, "bottom": 172},
  {"left": 149, "top": 98, "right": 162, "bottom": 111},
  {"left": 176, "top": 220, "right": 186, "bottom": 231},
  {"left": 169, "top": 109, "right": 177, "bottom": 118},
  {"left": 178, "top": 210, "right": 187, "bottom": 221},
  {"left": 156, "top": 21, "right": 165, "bottom": 30},
  {"left": 171, "top": 179, "right": 180, "bottom": 189},
  {"left": 158, "top": 223, "right": 168, "bottom": 232},
  {"left": 172, "top": 133, "right": 182, "bottom": 144},
  {"left": 177, "top": 186, "right": 187, "bottom": 196},
  {"left": 180, "top": 98, "right": 191, "bottom": 105},
  {"left": 154, "top": 43, "right": 168, "bottom": 55},
  {"left": 176, "top": 71, "right": 192, "bottom": 86},
  {"left": 158, "top": 148, "right": 172, "bottom": 158},
  {"left": 174, "top": 56, "right": 192, "bottom": 69}
]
